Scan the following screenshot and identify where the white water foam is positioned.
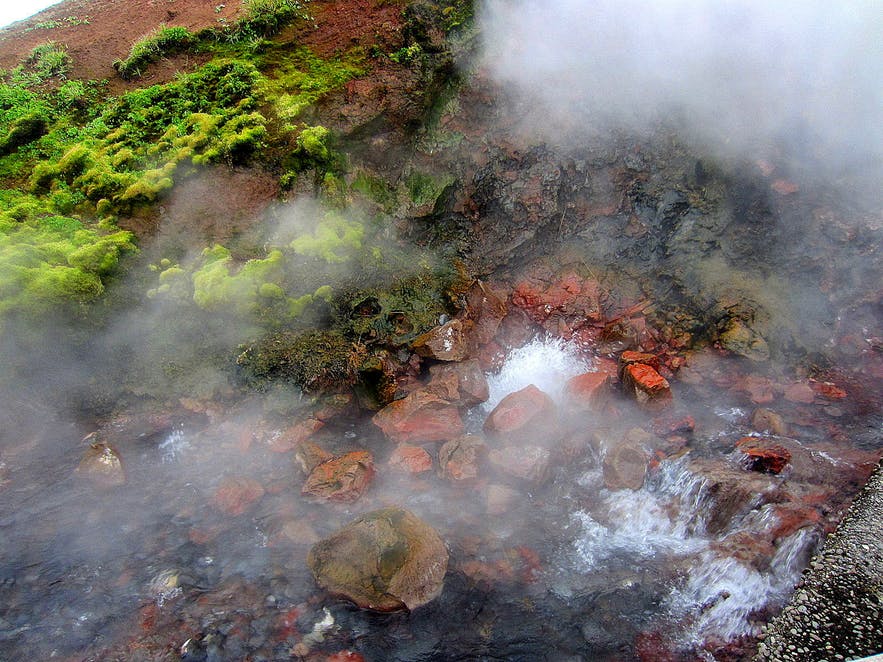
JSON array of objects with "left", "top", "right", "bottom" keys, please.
[
  {"left": 158, "top": 427, "right": 190, "bottom": 464},
  {"left": 483, "top": 336, "right": 592, "bottom": 411}
]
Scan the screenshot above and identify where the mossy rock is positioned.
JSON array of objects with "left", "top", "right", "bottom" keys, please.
[{"left": 307, "top": 507, "right": 448, "bottom": 611}]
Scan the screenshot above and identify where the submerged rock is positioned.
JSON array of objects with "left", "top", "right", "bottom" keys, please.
[
  {"left": 211, "top": 476, "right": 265, "bottom": 516},
  {"left": 488, "top": 444, "right": 551, "bottom": 485},
  {"left": 307, "top": 507, "right": 448, "bottom": 611},
  {"left": 302, "top": 451, "right": 374, "bottom": 503},
  {"left": 372, "top": 390, "right": 465, "bottom": 444},
  {"left": 76, "top": 441, "right": 126, "bottom": 488},
  {"left": 602, "top": 431, "right": 649, "bottom": 491},
  {"left": 438, "top": 434, "right": 486, "bottom": 482}
]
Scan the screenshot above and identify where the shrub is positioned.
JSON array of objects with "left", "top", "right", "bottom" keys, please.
[{"left": 0, "top": 113, "right": 47, "bottom": 156}]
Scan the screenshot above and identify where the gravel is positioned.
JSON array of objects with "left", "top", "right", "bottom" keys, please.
[{"left": 754, "top": 460, "right": 883, "bottom": 661}]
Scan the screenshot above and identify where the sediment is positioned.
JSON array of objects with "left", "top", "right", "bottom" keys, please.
[{"left": 755, "top": 460, "right": 883, "bottom": 661}]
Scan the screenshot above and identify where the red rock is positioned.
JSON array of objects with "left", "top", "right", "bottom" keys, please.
[
  {"left": 651, "top": 413, "right": 695, "bottom": 437},
  {"left": 564, "top": 371, "right": 610, "bottom": 410},
  {"left": 784, "top": 382, "right": 815, "bottom": 403},
  {"left": 212, "top": 477, "right": 265, "bottom": 515},
  {"left": 771, "top": 502, "right": 822, "bottom": 539},
  {"left": 373, "top": 390, "right": 465, "bottom": 444},
  {"left": 739, "top": 374, "right": 776, "bottom": 404},
  {"left": 388, "top": 445, "right": 433, "bottom": 474},
  {"left": 810, "top": 380, "right": 847, "bottom": 400},
  {"left": 326, "top": 652, "right": 366, "bottom": 662},
  {"left": 771, "top": 178, "right": 799, "bottom": 195},
  {"left": 735, "top": 437, "right": 792, "bottom": 474},
  {"left": 483, "top": 384, "right": 557, "bottom": 442},
  {"left": 488, "top": 444, "right": 551, "bottom": 484},
  {"left": 622, "top": 363, "right": 672, "bottom": 409},
  {"left": 302, "top": 451, "right": 374, "bottom": 503},
  {"left": 464, "top": 280, "right": 508, "bottom": 345},
  {"left": 511, "top": 270, "right": 603, "bottom": 326},
  {"left": 620, "top": 350, "right": 659, "bottom": 373},
  {"left": 412, "top": 318, "right": 474, "bottom": 361},
  {"left": 602, "top": 433, "right": 649, "bottom": 491},
  {"left": 293, "top": 441, "right": 334, "bottom": 475},
  {"left": 270, "top": 418, "right": 325, "bottom": 453},
  {"left": 438, "top": 434, "right": 486, "bottom": 482},
  {"left": 427, "top": 359, "right": 489, "bottom": 406},
  {"left": 475, "top": 340, "right": 506, "bottom": 371}
]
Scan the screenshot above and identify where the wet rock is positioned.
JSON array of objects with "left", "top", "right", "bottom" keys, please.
[
  {"left": 619, "top": 350, "right": 660, "bottom": 374},
  {"left": 464, "top": 280, "right": 508, "bottom": 345},
  {"left": 739, "top": 374, "right": 776, "bottom": 404},
  {"left": 302, "top": 451, "right": 374, "bottom": 503},
  {"left": 809, "top": 380, "right": 847, "bottom": 400},
  {"left": 510, "top": 268, "right": 603, "bottom": 331},
  {"left": 718, "top": 318, "right": 770, "bottom": 361},
  {"left": 602, "top": 430, "right": 649, "bottom": 491},
  {"left": 687, "top": 459, "right": 781, "bottom": 534},
  {"left": 486, "top": 483, "right": 520, "bottom": 516},
  {"left": 784, "top": 381, "right": 815, "bottom": 403},
  {"left": 270, "top": 418, "right": 325, "bottom": 453},
  {"left": 388, "top": 445, "right": 433, "bottom": 474},
  {"left": 372, "top": 390, "right": 465, "bottom": 444},
  {"left": 211, "top": 476, "right": 265, "bottom": 516},
  {"left": 411, "top": 318, "right": 473, "bottom": 361},
  {"left": 563, "top": 371, "right": 610, "bottom": 411},
  {"left": 621, "top": 363, "right": 673, "bottom": 409},
  {"left": 426, "top": 359, "right": 489, "bottom": 406},
  {"left": 307, "top": 507, "right": 448, "bottom": 611},
  {"left": 294, "top": 441, "right": 334, "bottom": 475},
  {"left": 735, "top": 436, "right": 792, "bottom": 474},
  {"left": 752, "top": 408, "right": 788, "bottom": 436},
  {"left": 76, "top": 441, "right": 126, "bottom": 488},
  {"left": 651, "top": 413, "right": 695, "bottom": 438},
  {"left": 483, "top": 384, "right": 557, "bottom": 443},
  {"left": 488, "top": 444, "right": 551, "bottom": 485},
  {"left": 438, "top": 434, "right": 486, "bottom": 482}
]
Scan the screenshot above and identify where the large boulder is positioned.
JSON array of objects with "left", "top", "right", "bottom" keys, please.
[
  {"left": 621, "top": 363, "right": 672, "bottom": 409},
  {"left": 373, "top": 390, "right": 465, "bottom": 444},
  {"left": 483, "top": 384, "right": 557, "bottom": 443},
  {"left": 308, "top": 508, "right": 449, "bottom": 611},
  {"left": 563, "top": 371, "right": 610, "bottom": 411},
  {"left": 426, "top": 359, "right": 489, "bottom": 406}
]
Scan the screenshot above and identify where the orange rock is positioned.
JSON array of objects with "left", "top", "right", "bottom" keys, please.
[
  {"left": 388, "top": 445, "right": 433, "bottom": 474},
  {"left": 564, "top": 371, "right": 609, "bottom": 410},
  {"left": 302, "top": 451, "right": 374, "bottom": 503},
  {"left": 735, "top": 437, "right": 791, "bottom": 474},
  {"left": 438, "top": 434, "right": 485, "bottom": 482},
  {"left": 810, "top": 380, "right": 847, "bottom": 400},
  {"left": 372, "top": 390, "right": 465, "bottom": 444},
  {"left": 784, "top": 382, "right": 815, "bottom": 403},
  {"left": 622, "top": 363, "right": 672, "bottom": 409},
  {"left": 293, "top": 441, "right": 334, "bottom": 475},
  {"left": 212, "top": 477, "right": 265, "bottom": 515},
  {"left": 270, "top": 418, "right": 325, "bottom": 453}
]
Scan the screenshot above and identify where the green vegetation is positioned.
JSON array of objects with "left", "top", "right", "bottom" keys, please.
[
  {"left": 114, "top": 26, "right": 197, "bottom": 80},
  {"left": 25, "top": 16, "right": 91, "bottom": 32}
]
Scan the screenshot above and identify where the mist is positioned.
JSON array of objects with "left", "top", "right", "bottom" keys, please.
[{"left": 479, "top": 0, "right": 883, "bottom": 178}]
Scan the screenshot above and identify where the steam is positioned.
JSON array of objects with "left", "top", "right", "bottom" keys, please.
[{"left": 479, "top": 0, "right": 883, "bottom": 173}]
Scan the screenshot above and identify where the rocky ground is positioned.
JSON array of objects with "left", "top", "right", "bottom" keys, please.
[{"left": 755, "top": 460, "right": 883, "bottom": 661}]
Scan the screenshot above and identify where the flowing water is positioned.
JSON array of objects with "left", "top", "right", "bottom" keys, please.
[{"left": 0, "top": 337, "right": 874, "bottom": 660}]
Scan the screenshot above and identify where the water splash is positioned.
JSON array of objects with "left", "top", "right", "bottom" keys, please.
[
  {"left": 483, "top": 336, "right": 592, "bottom": 410},
  {"left": 158, "top": 426, "right": 190, "bottom": 464}
]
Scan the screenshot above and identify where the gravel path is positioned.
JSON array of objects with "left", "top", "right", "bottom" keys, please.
[{"left": 754, "top": 460, "right": 883, "bottom": 661}]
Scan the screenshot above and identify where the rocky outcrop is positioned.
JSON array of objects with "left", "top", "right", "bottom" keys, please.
[{"left": 307, "top": 508, "right": 448, "bottom": 611}]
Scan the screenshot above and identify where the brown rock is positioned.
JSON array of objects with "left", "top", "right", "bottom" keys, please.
[
  {"left": 687, "top": 459, "right": 781, "bottom": 534},
  {"left": 564, "top": 371, "right": 610, "bottom": 411},
  {"left": 427, "top": 359, "right": 489, "bottom": 406},
  {"left": 76, "top": 442, "right": 126, "bottom": 488},
  {"left": 271, "top": 418, "right": 325, "bottom": 453},
  {"left": 302, "top": 451, "right": 374, "bottom": 503},
  {"left": 212, "top": 476, "right": 265, "bottom": 515},
  {"left": 307, "top": 507, "right": 449, "bottom": 611},
  {"left": 486, "top": 484, "right": 520, "bottom": 516},
  {"left": 465, "top": 280, "right": 508, "bottom": 345},
  {"left": 483, "top": 384, "right": 557, "bottom": 443},
  {"left": 751, "top": 408, "right": 788, "bottom": 436},
  {"left": 735, "top": 437, "right": 792, "bottom": 474},
  {"left": 488, "top": 444, "right": 551, "bottom": 485},
  {"left": 373, "top": 390, "right": 465, "bottom": 444},
  {"left": 388, "top": 445, "right": 433, "bottom": 474},
  {"left": 412, "top": 319, "right": 473, "bottom": 361},
  {"left": 784, "top": 382, "right": 815, "bottom": 404},
  {"left": 602, "top": 431, "right": 649, "bottom": 490},
  {"left": 293, "top": 441, "right": 334, "bottom": 475},
  {"left": 438, "top": 434, "right": 486, "bottom": 482},
  {"left": 622, "top": 363, "right": 672, "bottom": 409}
]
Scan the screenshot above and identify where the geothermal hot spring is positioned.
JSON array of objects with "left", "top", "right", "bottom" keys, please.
[{"left": 2, "top": 333, "right": 868, "bottom": 661}]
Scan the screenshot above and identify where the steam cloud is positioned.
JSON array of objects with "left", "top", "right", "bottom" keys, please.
[{"left": 479, "top": 0, "right": 883, "bottom": 173}]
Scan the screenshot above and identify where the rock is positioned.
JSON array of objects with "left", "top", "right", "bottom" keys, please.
[
  {"left": 412, "top": 319, "right": 473, "bottom": 361},
  {"left": 510, "top": 269, "right": 603, "bottom": 329},
  {"left": 651, "top": 413, "right": 695, "bottom": 437},
  {"left": 771, "top": 178, "right": 799, "bottom": 195},
  {"left": 718, "top": 318, "right": 770, "bottom": 361},
  {"left": 426, "top": 359, "right": 489, "bottom": 406},
  {"left": 486, "top": 484, "right": 520, "bottom": 515},
  {"left": 752, "top": 408, "right": 788, "bottom": 436},
  {"left": 488, "top": 444, "right": 551, "bottom": 485},
  {"left": 373, "top": 390, "right": 465, "bottom": 444},
  {"left": 76, "top": 442, "right": 126, "bottom": 488},
  {"left": 563, "top": 371, "right": 610, "bottom": 411},
  {"left": 293, "top": 441, "right": 334, "bottom": 475},
  {"left": 270, "top": 418, "right": 325, "bottom": 453},
  {"left": 619, "top": 350, "right": 660, "bottom": 374},
  {"left": 809, "top": 380, "right": 847, "bottom": 400},
  {"left": 784, "top": 382, "right": 815, "bottom": 404},
  {"left": 307, "top": 507, "right": 448, "bottom": 611},
  {"left": 438, "top": 434, "right": 486, "bottom": 482},
  {"left": 211, "top": 476, "right": 265, "bottom": 515},
  {"left": 621, "top": 363, "right": 673, "bottom": 409},
  {"left": 483, "top": 384, "right": 557, "bottom": 443},
  {"left": 687, "top": 459, "right": 781, "bottom": 534},
  {"left": 388, "top": 445, "right": 433, "bottom": 474},
  {"left": 464, "top": 280, "right": 508, "bottom": 345},
  {"left": 602, "top": 431, "right": 649, "bottom": 491},
  {"left": 736, "top": 436, "right": 792, "bottom": 474},
  {"left": 302, "top": 451, "right": 374, "bottom": 503}
]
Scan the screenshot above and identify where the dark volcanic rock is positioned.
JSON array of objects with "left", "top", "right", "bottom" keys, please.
[{"left": 307, "top": 507, "right": 448, "bottom": 611}]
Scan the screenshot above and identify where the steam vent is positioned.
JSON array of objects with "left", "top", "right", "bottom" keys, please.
[{"left": 0, "top": 1, "right": 881, "bottom": 660}]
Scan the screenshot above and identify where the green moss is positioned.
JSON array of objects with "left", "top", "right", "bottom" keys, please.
[
  {"left": 114, "top": 26, "right": 197, "bottom": 80},
  {"left": 290, "top": 210, "right": 363, "bottom": 263}
]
